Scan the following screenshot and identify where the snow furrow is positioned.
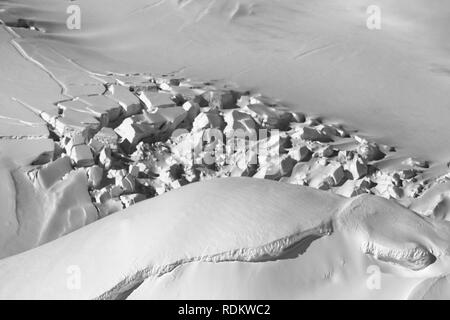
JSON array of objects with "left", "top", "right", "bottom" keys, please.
[{"left": 96, "top": 220, "right": 334, "bottom": 300}]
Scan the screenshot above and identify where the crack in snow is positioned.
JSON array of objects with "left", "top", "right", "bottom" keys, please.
[{"left": 95, "top": 219, "right": 334, "bottom": 300}]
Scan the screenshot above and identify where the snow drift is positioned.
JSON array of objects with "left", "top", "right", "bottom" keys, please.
[
  {"left": 1, "top": 178, "right": 450, "bottom": 300},
  {"left": 0, "top": 156, "right": 97, "bottom": 259}
]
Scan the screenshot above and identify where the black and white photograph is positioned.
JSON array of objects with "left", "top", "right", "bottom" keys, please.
[{"left": 0, "top": 0, "right": 449, "bottom": 304}]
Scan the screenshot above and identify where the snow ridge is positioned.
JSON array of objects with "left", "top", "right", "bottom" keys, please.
[
  {"left": 362, "top": 241, "right": 436, "bottom": 271},
  {"left": 96, "top": 220, "right": 334, "bottom": 300}
]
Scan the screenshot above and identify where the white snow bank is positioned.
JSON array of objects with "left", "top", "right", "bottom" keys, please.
[
  {"left": 1, "top": 178, "right": 450, "bottom": 299},
  {"left": 408, "top": 274, "right": 450, "bottom": 300},
  {"left": 126, "top": 235, "right": 423, "bottom": 300},
  {"left": 410, "top": 181, "right": 450, "bottom": 220},
  {"left": 0, "top": 156, "right": 97, "bottom": 259}
]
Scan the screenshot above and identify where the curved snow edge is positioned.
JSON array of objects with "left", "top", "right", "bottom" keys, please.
[{"left": 96, "top": 220, "right": 334, "bottom": 300}]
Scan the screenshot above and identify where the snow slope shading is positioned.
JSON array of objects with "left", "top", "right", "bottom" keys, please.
[
  {"left": 1, "top": 178, "right": 450, "bottom": 299},
  {"left": 1, "top": 0, "right": 449, "bottom": 163},
  {"left": 0, "top": 156, "right": 98, "bottom": 259},
  {"left": 0, "top": 25, "right": 61, "bottom": 167}
]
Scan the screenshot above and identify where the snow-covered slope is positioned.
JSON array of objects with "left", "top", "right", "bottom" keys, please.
[
  {"left": 1, "top": 0, "right": 449, "bottom": 163},
  {"left": 408, "top": 274, "right": 450, "bottom": 300},
  {"left": 1, "top": 178, "right": 450, "bottom": 300},
  {"left": 0, "top": 0, "right": 449, "bottom": 301},
  {"left": 0, "top": 156, "right": 98, "bottom": 259},
  {"left": 0, "top": 25, "right": 61, "bottom": 167}
]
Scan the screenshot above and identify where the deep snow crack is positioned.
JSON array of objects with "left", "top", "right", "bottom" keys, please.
[{"left": 95, "top": 219, "right": 334, "bottom": 300}]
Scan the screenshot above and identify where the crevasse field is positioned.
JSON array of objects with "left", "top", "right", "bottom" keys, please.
[{"left": 0, "top": 0, "right": 449, "bottom": 300}]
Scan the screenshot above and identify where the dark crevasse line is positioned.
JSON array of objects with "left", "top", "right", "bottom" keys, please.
[{"left": 96, "top": 220, "right": 334, "bottom": 300}]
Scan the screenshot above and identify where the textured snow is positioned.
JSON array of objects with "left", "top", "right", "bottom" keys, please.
[
  {"left": 0, "top": 0, "right": 449, "bottom": 300},
  {"left": 0, "top": 156, "right": 97, "bottom": 259},
  {"left": 0, "top": 178, "right": 450, "bottom": 299},
  {"left": 2, "top": 0, "right": 449, "bottom": 163}
]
